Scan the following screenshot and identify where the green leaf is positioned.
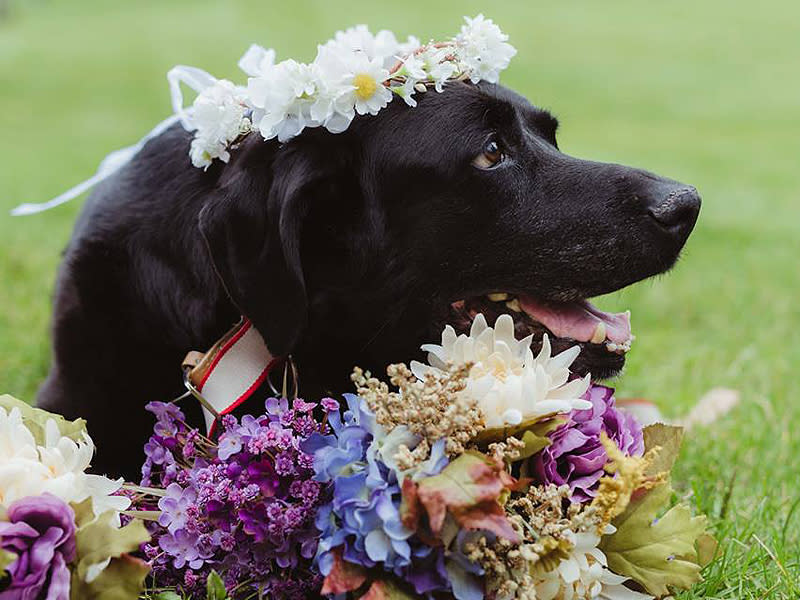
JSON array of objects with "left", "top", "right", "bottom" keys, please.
[
  {"left": 74, "top": 512, "right": 150, "bottom": 581},
  {"left": 599, "top": 482, "right": 708, "bottom": 597},
  {"left": 515, "top": 416, "right": 567, "bottom": 462},
  {"left": 69, "top": 507, "right": 151, "bottom": 600},
  {"left": 642, "top": 423, "right": 684, "bottom": 476},
  {"left": 412, "top": 451, "right": 519, "bottom": 541},
  {"left": 473, "top": 414, "right": 565, "bottom": 445},
  {"left": 155, "top": 593, "right": 183, "bottom": 600},
  {"left": 71, "top": 497, "right": 96, "bottom": 529},
  {"left": 206, "top": 571, "right": 228, "bottom": 600},
  {"left": 71, "top": 553, "right": 150, "bottom": 600},
  {"left": 0, "top": 394, "right": 87, "bottom": 443}
]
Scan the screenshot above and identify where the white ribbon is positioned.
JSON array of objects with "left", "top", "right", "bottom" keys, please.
[
  {"left": 167, "top": 65, "right": 217, "bottom": 130},
  {"left": 10, "top": 66, "right": 218, "bottom": 217},
  {"left": 193, "top": 320, "right": 276, "bottom": 435}
]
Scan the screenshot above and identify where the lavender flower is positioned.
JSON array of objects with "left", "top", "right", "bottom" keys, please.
[
  {"left": 158, "top": 483, "right": 197, "bottom": 533},
  {"left": 532, "top": 384, "right": 645, "bottom": 502},
  {"left": 137, "top": 397, "right": 329, "bottom": 599},
  {"left": 0, "top": 494, "right": 76, "bottom": 600},
  {"left": 158, "top": 528, "right": 211, "bottom": 570}
]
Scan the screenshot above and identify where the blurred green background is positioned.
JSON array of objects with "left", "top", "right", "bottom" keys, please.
[{"left": 1, "top": 0, "right": 798, "bottom": 596}]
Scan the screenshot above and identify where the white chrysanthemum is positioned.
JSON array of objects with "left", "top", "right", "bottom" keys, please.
[
  {"left": 455, "top": 14, "right": 517, "bottom": 84},
  {"left": 536, "top": 528, "right": 654, "bottom": 600},
  {"left": 189, "top": 79, "right": 249, "bottom": 168},
  {"left": 410, "top": 314, "right": 591, "bottom": 429},
  {"left": 0, "top": 407, "right": 130, "bottom": 519}
]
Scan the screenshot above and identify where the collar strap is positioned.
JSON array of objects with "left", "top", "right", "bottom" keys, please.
[{"left": 182, "top": 319, "right": 280, "bottom": 436}]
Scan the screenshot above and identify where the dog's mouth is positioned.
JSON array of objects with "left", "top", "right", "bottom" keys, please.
[{"left": 445, "top": 293, "right": 633, "bottom": 379}]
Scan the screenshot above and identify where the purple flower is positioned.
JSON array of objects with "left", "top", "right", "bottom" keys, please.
[
  {"left": 533, "top": 384, "right": 645, "bottom": 502},
  {"left": 146, "top": 401, "right": 184, "bottom": 422},
  {"left": 137, "top": 395, "right": 332, "bottom": 599},
  {"left": 158, "top": 483, "right": 198, "bottom": 533},
  {"left": 320, "top": 397, "right": 339, "bottom": 412},
  {"left": 158, "top": 529, "right": 210, "bottom": 570},
  {"left": 0, "top": 494, "right": 77, "bottom": 600},
  {"left": 217, "top": 431, "right": 243, "bottom": 461}
]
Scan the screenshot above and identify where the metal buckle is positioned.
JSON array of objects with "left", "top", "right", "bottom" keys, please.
[
  {"left": 266, "top": 355, "right": 299, "bottom": 399},
  {"left": 182, "top": 367, "right": 220, "bottom": 421}
]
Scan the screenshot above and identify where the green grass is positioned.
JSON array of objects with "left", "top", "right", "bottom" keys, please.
[{"left": 1, "top": 0, "right": 799, "bottom": 597}]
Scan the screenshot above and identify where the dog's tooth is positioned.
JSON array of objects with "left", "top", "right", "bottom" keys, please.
[
  {"left": 590, "top": 322, "right": 607, "bottom": 344},
  {"left": 487, "top": 292, "right": 509, "bottom": 302},
  {"left": 506, "top": 298, "right": 522, "bottom": 312}
]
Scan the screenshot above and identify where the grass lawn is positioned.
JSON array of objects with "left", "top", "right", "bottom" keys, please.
[{"left": 1, "top": 0, "right": 799, "bottom": 597}]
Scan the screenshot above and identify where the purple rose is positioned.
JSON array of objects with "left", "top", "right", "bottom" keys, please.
[
  {"left": 533, "top": 384, "right": 645, "bottom": 502},
  {"left": 0, "top": 494, "right": 77, "bottom": 600}
]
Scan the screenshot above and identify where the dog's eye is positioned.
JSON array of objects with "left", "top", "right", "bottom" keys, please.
[{"left": 472, "top": 139, "right": 504, "bottom": 169}]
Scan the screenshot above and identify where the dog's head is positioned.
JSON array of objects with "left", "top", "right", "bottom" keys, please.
[{"left": 199, "top": 81, "right": 700, "bottom": 388}]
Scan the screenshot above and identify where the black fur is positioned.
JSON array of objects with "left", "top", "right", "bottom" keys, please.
[{"left": 37, "top": 82, "right": 700, "bottom": 478}]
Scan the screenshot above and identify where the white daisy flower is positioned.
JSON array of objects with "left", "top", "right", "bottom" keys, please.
[
  {"left": 455, "top": 14, "right": 517, "bottom": 84},
  {"left": 411, "top": 314, "right": 591, "bottom": 429},
  {"left": 349, "top": 56, "right": 393, "bottom": 115},
  {"left": 315, "top": 46, "right": 393, "bottom": 118},
  {"left": 536, "top": 528, "right": 654, "bottom": 600}
]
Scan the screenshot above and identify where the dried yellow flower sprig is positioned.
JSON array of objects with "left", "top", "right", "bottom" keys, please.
[
  {"left": 466, "top": 484, "right": 603, "bottom": 600},
  {"left": 351, "top": 362, "right": 485, "bottom": 459},
  {"left": 487, "top": 436, "right": 526, "bottom": 463},
  {"left": 591, "top": 432, "right": 668, "bottom": 528}
]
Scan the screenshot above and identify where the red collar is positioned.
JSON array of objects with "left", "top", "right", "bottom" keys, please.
[{"left": 182, "top": 319, "right": 281, "bottom": 436}]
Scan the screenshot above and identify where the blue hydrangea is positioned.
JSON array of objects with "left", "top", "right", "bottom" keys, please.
[{"left": 302, "top": 394, "right": 451, "bottom": 596}]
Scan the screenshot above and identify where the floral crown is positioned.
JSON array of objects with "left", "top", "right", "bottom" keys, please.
[{"left": 171, "top": 15, "right": 516, "bottom": 169}]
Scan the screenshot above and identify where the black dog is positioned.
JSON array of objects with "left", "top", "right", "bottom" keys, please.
[{"left": 37, "top": 82, "right": 700, "bottom": 479}]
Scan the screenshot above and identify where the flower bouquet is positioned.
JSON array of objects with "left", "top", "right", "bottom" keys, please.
[{"left": 122, "top": 314, "right": 714, "bottom": 600}]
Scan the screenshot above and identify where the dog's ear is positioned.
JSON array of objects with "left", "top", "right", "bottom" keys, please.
[{"left": 198, "top": 137, "right": 345, "bottom": 355}]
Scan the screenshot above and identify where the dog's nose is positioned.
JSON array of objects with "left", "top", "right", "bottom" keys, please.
[{"left": 648, "top": 186, "right": 701, "bottom": 232}]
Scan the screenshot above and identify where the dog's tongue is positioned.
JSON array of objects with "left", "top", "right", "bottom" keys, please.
[{"left": 517, "top": 295, "right": 632, "bottom": 343}]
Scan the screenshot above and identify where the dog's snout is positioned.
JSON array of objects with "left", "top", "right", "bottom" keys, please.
[{"left": 648, "top": 186, "right": 701, "bottom": 231}]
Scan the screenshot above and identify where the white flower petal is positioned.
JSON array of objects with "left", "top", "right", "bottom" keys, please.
[{"left": 415, "top": 313, "right": 593, "bottom": 430}]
